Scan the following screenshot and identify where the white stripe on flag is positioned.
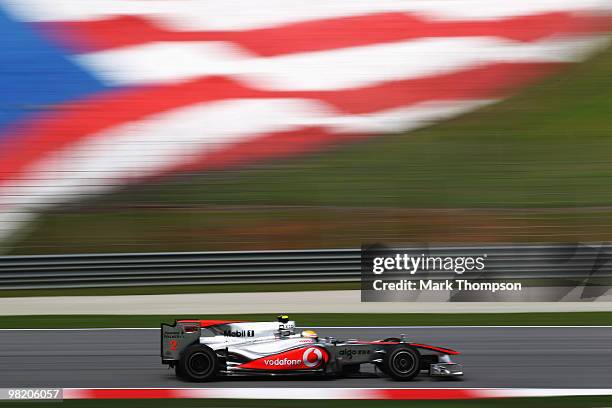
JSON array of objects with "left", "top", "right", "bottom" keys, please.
[{"left": 75, "top": 36, "right": 608, "bottom": 89}]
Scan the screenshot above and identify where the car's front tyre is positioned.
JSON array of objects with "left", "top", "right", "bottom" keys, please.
[
  {"left": 383, "top": 345, "right": 420, "bottom": 380},
  {"left": 177, "top": 344, "right": 219, "bottom": 382}
]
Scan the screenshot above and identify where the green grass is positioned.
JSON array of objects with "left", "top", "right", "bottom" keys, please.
[
  {"left": 3, "top": 396, "right": 612, "bottom": 408},
  {"left": 0, "top": 312, "right": 610, "bottom": 328},
  {"left": 0, "top": 282, "right": 358, "bottom": 298},
  {"left": 10, "top": 47, "right": 612, "bottom": 254}
]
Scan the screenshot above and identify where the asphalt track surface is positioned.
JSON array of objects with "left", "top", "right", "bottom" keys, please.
[{"left": 0, "top": 327, "right": 610, "bottom": 388}]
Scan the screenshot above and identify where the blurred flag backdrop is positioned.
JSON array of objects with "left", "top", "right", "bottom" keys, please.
[{"left": 0, "top": 0, "right": 611, "bottom": 243}]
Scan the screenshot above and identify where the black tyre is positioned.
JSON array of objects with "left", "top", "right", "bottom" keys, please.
[
  {"left": 377, "top": 337, "right": 401, "bottom": 373},
  {"left": 383, "top": 345, "right": 420, "bottom": 381},
  {"left": 177, "top": 344, "right": 219, "bottom": 382}
]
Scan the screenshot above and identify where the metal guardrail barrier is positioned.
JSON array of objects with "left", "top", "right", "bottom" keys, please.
[
  {"left": 0, "top": 249, "right": 361, "bottom": 289},
  {"left": 0, "top": 244, "right": 611, "bottom": 289}
]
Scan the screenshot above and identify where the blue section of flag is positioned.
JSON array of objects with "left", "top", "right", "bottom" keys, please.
[{"left": 0, "top": 6, "right": 109, "bottom": 133}]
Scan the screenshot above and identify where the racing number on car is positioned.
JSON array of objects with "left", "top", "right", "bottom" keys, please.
[{"left": 169, "top": 340, "right": 177, "bottom": 351}]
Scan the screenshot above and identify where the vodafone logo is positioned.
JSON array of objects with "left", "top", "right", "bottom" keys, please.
[
  {"left": 302, "top": 347, "right": 323, "bottom": 368},
  {"left": 260, "top": 347, "right": 323, "bottom": 368},
  {"left": 263, "top": 358, "right": 301, "bottom": 366},
  {"left": 241, "top": 346, "right": 326, "bottom": 370}
]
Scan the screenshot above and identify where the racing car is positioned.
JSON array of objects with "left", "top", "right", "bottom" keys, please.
[{"left": 161, "top": 315, "right": 462, "bottom": 381}]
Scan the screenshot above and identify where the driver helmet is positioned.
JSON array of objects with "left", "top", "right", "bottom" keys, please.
[{"left": 301, "top": 329, "right": 318, "bottom": 339}]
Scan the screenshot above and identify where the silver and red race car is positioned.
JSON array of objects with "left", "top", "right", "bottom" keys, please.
[{"left": 161, "top": 315, "right": 463, "bottom": 382}]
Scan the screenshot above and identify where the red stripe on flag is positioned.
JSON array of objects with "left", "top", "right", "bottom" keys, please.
[
  {"left": 317, "top": 62, "right": 560, "bottom": 114},
  {"left": 38, "top": 12, "right": 612, "bottom": 56}
]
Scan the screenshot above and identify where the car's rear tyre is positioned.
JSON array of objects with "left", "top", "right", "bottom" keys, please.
[
  {"left": 383, "top": 345, "right": 420, "bottom": 381},
  {"left": 177, "top": 344, "right": 219, "bottom": 382}
]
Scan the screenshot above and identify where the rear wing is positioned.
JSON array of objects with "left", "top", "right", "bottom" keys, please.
[{"left": 161, "top": 320, "right": 201, "bottom": 364}]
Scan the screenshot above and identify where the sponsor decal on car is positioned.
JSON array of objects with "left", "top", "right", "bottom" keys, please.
[
  {"left": 263, "top": 358, "right": 302, "bottom": 367},
  {"left": 238, "top": 347, "right": 327, "bottom": 370},
  {"left": 302, "top": 347, "right": 324, "bottom": 368},
  {"left": 338, "top": 348, "right": 372, "bottom": 360},
  {"left": 224, "top": 330, "right": 255, "bottom": 337}
]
